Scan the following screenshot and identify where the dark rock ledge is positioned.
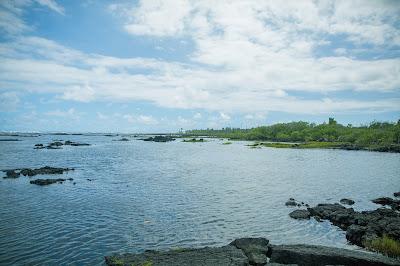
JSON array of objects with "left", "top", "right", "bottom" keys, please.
[
  {"left": 34, "top": 140, "right": 90, "bottom": 149},
  {"left": 2, "top": 166, "right": 73, "bottom": 179},
  {"left": 105, "top": 237, "right": 400, "bottom": 266},
  {"left": 140, "top": 136, "right": 176, "bottom": 142},
  {"left": 288, "top": 198, "right": 400, "bottom": 248},
  {"left": 30, "top": 178, "right": 73, "bottom": 186}
]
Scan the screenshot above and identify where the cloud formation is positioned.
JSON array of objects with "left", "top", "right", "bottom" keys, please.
[{"left": 0, "top": 0, "right": 399, "bottom": 121}]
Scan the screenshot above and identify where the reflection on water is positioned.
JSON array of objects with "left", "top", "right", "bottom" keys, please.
[{"left": 0, "top": 135, "right": 399, "bottom": 265}]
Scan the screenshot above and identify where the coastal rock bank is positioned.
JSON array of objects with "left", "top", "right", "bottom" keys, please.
[
  {"left": 289, "top": 201, "right": 400, "bottom": 248},
  {"left": 105, "top": 237, "right": 400, "bottom": 266}
]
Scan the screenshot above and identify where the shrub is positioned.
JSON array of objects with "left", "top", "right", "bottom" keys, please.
[{"left": 364, "top": 235, "right": 400, "bottom": 258}]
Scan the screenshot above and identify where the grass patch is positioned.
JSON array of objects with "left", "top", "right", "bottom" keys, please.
[
  {"left": 364, "top": 235, "right": 400, "bottom": 258},
  {"left": 109, "top": 257, "right": 124, "bottom": 266},
  {"left": 247, "top": 141, "right": 346, "bottom": 149},
  {"left": 222, "top": 142, "right": 232, "bottom": 145}
]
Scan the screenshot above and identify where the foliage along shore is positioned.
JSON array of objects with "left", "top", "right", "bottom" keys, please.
[{"left": 185, "top": 118, "right": 400, "bottom": 153}]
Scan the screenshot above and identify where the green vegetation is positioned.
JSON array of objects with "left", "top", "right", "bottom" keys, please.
[
  {"left": 248, "top": 141, "right": 345, "bottom": 149},
  {"left": 364, "top": 235, "right": 400, "bottom": 258},
  {"left": 108, "top": 257, "right": 124, "bottom": 266},
  {"left": 222, "top": 141, "right": 232, "bottom": 145},
  {"left": 182, "top": 138, "right": 206, "bottom": 143},
  {"left": 185, "top": 118, "right": 400, "bottom": 152}
]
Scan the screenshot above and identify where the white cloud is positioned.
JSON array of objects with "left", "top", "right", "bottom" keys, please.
[
  {"left": 114, "top": 0, "right": 191, "bottom": 37},
  {"left": 123, "top": 114, "right": 158, "bottom": 125},
  {"left": 45, "top": 108, "right": 80, "bottom": 119},
  {"left": 193, "top": 112, "right": 202, "bottom": 119},
  {"left": 219, "top": 112, "right": 230, "bottom": 121},
  {"left": 0, "top": 1, "right": 65, "bottom": 35},
  {"left": 0, "top": 91, "right": 20, "bottom": 111},
  {"left": 245, "top": 113, "right": 267, "bottom": 120},
  {"left": 137, "top": 115, "right": 158, "bottom": 125},
  {"left": 61, "top": 84, "right": 95, "bottom": 102},
  {"left": 35, "top": 0, "right": 65, "bottom": 15},
  {"left": 97, "top": 112, "right": 109, "bottom": 120},
  {"left": 0, "top": 0, "right": 399, "bottom": 117}
]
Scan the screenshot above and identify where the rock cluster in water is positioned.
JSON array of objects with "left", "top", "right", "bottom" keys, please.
[
  {"left": 30, "top": 178, "right": 74, "bottom": 186},
  {"left": 114, "top": 138, "right": 130, "bottom": 141},
  {"left": 2, "top": 166, "right": 74, "bottom": 183},
  {"left": 105, "top": 237, "right": 400, "bottom": 266},
  {"left": 288, "top": 196, "right": 400, "bottom": 248},
  {"left": 141, "top": 136, "right": 176, "bottom": 142},
  {"left": 34, "top": 140, "right": 90, "bottom": 149},
  {"left": 285, "top": 198, "right": 309, "bottom": 208},
  {"left": 182, "top": 138, "right": 205, "bottom": 142}
]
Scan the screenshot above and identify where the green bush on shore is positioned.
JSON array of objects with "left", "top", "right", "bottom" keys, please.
[
  {"left": 364, "top": 235, "right": 400, "bottom": 258},
  {"left": 185, "top": 118, "right": 400, "bottom": 152}
]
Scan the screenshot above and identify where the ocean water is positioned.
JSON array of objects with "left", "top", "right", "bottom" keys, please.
[{"left": 0, "top": 135, "right": 399, "bottom": 265}]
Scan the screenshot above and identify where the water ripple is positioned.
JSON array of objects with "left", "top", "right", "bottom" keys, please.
[{"left": 0, "top": 136, "right": 399, "bottom": 265}]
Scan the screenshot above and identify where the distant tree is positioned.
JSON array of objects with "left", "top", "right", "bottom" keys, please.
[{"left": 328, "top": 117, "right": 337, "bottom": 125}]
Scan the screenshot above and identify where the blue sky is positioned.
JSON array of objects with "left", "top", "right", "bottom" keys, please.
[{"left": 0, "top": 0, "right": 399, "bottom": 133}]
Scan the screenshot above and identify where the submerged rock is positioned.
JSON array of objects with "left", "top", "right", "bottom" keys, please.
[
  {"left": 3, "top": 170, "right": 20, "bottom": 179},
  {"left": 289, "top": 209, "right": 311, "bottom": 220},
  {"left": 30, "top": 178, "right": 73, "bottom": 186},
  {"left": 34, "top": 140, "right": 90, "bottom": 149},
  {"left": 64, "top": 140, "right": 90, "bottom": 146},
  {"left": 114, "top": 138, "right": 130, "bottom": 141},
  {"left": 19, "top": 166, "right": 74, "bottom": 177},
  {"left": 340, "top": 198, "right": 355, "bottom": 205},
  {"left": 285, "top": 198, "right": 308, "bottom": 208},
  {"left": 285, "top": 199, "right": 297, "bottom": 207}
]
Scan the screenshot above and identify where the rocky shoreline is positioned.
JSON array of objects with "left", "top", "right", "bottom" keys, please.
[
  {"left": 105, "top": 195, "right": 400, "bottom": 265},
  {"left": 105, "top": 237, "right": 400, "bottom": 266},
  {"left": 287, "top": 195, "right": 400, "bottom": 248}
]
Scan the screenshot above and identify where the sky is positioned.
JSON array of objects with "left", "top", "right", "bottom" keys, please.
[{"left": 0, "top": 0, "right": 399, "bottom": 133}]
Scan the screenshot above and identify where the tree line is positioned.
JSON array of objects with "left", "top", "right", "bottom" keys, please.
[{"left": 185, "top": 118, "right": 400, "bottom": 149}]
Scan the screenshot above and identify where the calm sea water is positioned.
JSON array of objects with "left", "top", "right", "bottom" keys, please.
[{"left": 0, "top": 135, "right": 399, "bottom": 265}]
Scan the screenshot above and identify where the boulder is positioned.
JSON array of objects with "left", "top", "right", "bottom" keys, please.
[
  {"left": 105, "top": 245, "right": 248, "bottom": 266},
  {"left": 230, "top": 238, "right": 270, "bottom": 265},
  {"left": 269, "top": 244, "right": 400, "bottom": 266},
  {"left": 3, "top": 170, "right": 20, "bottom": 179},
  {"left": 285, "top": 200, "right": 298, "bottom": 207},
  {"left": 394, "top": 192, "right": 400, "bottom": 198},
  {"left": 30, "top": 178, "right": 66, "bottom": 186},
  {"left": 372, "top": 197, "right": 400, "bottom": 211},
  {"left": 289, "top": 210, "right": 311, "bottom": 220},
  {"left": 340, "top": 198, "right": 355, "bottom": 205}
]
